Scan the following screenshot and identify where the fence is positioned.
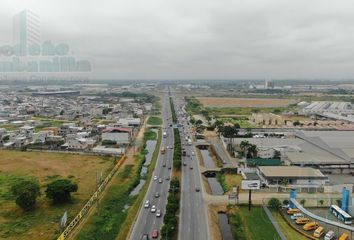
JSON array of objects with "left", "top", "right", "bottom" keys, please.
[{"left": 57, "top": 155, "right": 126, "bottom": 240}]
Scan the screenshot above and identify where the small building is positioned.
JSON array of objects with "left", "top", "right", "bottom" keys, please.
[
  {"left": 257, "top": 166, "right": 328, "bottom": 189},
  {"left": 102, "top": 127, "right": 132, "bottom": 144}
]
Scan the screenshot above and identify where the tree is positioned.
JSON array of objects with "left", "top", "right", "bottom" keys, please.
[
  {"left": 319, "top": 199, "right": 324, "bottom": 206},
  {"left": 300, "top": 199, "right": 306, "bottom": 206},
  {"left": 293, "top": 120, "right": 301, "bottom": 126},
  {"left": 268, "top": 198, "right": 281, "bottom": 210},
  {"left": 46, "top": 179, "right": 78, "bottom": 204},
  {"left": 195, "top": 119, "right": 203, "bottom": 125},
  {"left": 11, "top": 178, "right": 40, "bottom": 211}
]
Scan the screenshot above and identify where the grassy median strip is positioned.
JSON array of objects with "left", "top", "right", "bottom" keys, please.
[
  {"left": 170, "top": 97, "right": 177, "bottom": 124},
  {"left": 116, "top": 128, "right": 162, "bottom": 240},
  {"left": 147, "top": 116, "right": 162, "bottom": 126}
]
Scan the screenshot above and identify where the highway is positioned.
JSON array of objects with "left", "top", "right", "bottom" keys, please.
[
  {"left": 172, "top": 95, "right": 210, "bottom": 240},
  {"left": 130, "top": 93, "right": 174, "bottom": 240}
]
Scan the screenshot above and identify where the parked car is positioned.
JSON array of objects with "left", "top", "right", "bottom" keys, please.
[
  {"left": 324, "top": 231, "right": 335, "bottom": 240},
  {"left": 295, "top": 218, "right": 310, "bottom": 225},
  {"left": 287, "top": 208, "right": 300, "bottom": 215},
  {"left": 314, "top": 226, "right": 325, "bottom": 238},
  {"left": 303, "top": 222, "right": 319, "bottom": 231},
  {"left": 291, "top": 213, "right": 304, "bottom": 220}
]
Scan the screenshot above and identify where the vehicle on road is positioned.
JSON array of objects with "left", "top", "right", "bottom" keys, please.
[
  {"left": 163, "top": 131, "right": 167, "bottom": 138},
  {"left": 152, "top": 229, "right": 159, "bottom": 239},
  {"left": 187, "top": 139, "right": 192, "bottom": 145},
  {"left": 195, "top": 187, "right": 200, "bottom": 192},
  {"left": 153, "top": 176, "right": 157, "bottom": 181},
  {"left": 183, "top": 161, "right": 187, "bottom": 166},
  {"left": 151, "top": 205, "right": 156, "bottom": 213},
  {"left": 156, "top": 209, "right": 161, "bottom": 217},
  {"left": 162, "top": 162, "right": 166, "bottom": 167},
  {"left": 144, "top": 200, "right": 150, "bottom": 208},
  {"left": 330, "top": 204, "right": 353, "bottom": 225},
  {"left": 295, "top": 218, "right": 310, "bottom": 225},
  {"left": 155, "top": 192, "right": 160, "bottom": 198},
  {"left": 183, "top": 150, "right": 186, "bottom": 156},
  {"left": 160, "top": 148, "right": 165, "bottom": 154},
  {"left": 165, "top": 176, "right": 170, "bottom": 180},
  {"left": 191, "top": 151, "right": 195, "bottom": 156},
  {"left": 141, "top": 234, "right": 149, "bottom": 240},
  {"left": 158, "top": 178, "right": 163, "bottom": 183},
  {"left": 324, "top": 231, "right": 335, "bottom": 240},
  {"left": 303, "top": 222, "right": 319, "bottom": 231},
  {"left": 190, "top": 165, "right": 193, "bottom": 169},
  {"left": 168, "top": 165, "right": 171, "bottom": 169}
]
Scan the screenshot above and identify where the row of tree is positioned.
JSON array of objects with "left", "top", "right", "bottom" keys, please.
[{"left": 11, "top": 178, "right": 78, "bottom": 211}]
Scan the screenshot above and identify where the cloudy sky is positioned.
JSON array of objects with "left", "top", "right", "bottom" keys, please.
[{"left": 1, "top": 0, "right": 354, "bottom": 79}]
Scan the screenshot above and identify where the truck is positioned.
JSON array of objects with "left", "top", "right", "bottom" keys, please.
[{"left": 163, "top": 131, "right": 167, "bottom": 138}]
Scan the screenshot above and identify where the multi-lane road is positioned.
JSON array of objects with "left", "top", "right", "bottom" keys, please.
[
  {"left": 130, "top": 93, "right": 174, "bottom": 240},
  {"left": 130, "top": 91, "right": 209, "bottom": 240},
  {"left": 173, "top": 96, "right": 209, "bottom": 240}
]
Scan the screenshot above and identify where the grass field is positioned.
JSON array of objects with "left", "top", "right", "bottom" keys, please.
[
  {"left": 0, "top": 150, "right": 114, "bottom": 240},
  {"left": 147, "top": 116, "right": 162, "bottom": 126},
  {"left": 218, "top": 118, "right": 254, "bottom": 128},
  {"left": 230, "top": 206, "right": 280, "bottom": 240},
  {"left": 224, "top": 174, "right": 243, "bottom": 193},
  {"left": 271, "top": 210, "right": 308, "bottom": 240},
  {"left": 144, "top": 130, "right": 157, "bottom": 141},
  {"left": 198, "top": 97, "right": 296, "bottom": 108}
]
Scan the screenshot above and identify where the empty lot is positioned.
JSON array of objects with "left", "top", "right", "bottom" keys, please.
[{"left": 198, "top": 97, "right": 296, "bottom": 108}]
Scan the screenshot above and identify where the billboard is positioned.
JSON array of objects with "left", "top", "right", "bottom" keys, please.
[{"left": 241, "top": 180, "right": 261, "bottom": 190}]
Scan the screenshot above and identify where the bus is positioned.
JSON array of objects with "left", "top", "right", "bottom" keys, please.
[{"left": 330, "top": 205, "right": 352, "bottom": 225}]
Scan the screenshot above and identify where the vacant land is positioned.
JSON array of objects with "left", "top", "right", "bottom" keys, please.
[
  {"left": 0, "top": 150, "right": 114, "bottom": 240},
  {"left": 198, "top": 97, "right": 296, "bottom": 108},
  {"left": 230, "top": 206, "right": 280, "bottom": 240},
  {"left": 147, "top": 116, "right": 162, "bottom": 126}
]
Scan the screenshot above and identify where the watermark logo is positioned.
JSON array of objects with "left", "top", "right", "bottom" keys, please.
[{"left": 0, "top": 10, "right": 91, "bottom": 74}]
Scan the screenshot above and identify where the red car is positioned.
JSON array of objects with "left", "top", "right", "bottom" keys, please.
[{"left": 152, "top": 229, "right": 159, "bottom": 239}]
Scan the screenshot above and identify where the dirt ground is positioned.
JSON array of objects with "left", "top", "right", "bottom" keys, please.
[{"left": 198, "top": 97, "right": 296, "bottom": 108}]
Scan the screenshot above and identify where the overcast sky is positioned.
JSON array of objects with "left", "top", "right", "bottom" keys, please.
[{"left": 1, "top": 0, "right": 354, "bottom": 79}]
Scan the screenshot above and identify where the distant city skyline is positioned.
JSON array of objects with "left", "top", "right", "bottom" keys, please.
[{"left": 1, "top": 0, "right": 354, "bottom": 79}]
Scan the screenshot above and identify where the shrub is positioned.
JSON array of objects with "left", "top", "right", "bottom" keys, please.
[
  {"left": 268, "top": 198, "right": 281, "bottom": 210},
  {"left": 45, "top": 178, "right": 78, "bottom": 204},
  {"left": 11, "top": 178, "right": 40, "bottom": 210}
]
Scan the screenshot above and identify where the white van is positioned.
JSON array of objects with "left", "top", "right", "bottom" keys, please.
[{"left": 324, "top": 231, "right": 335, "bottom": 240}]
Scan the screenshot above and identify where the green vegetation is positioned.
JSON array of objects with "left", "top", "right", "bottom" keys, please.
[
  {"left": 45, "top": 179, "right": 78, "bottom": 204},
  {"left": 170, "top": 97, "right": 177, "bottom": 123},
  {"left": 143, "top": 130, "right": 157, "bottom": 141},
  {"left": 216, "top": 173, "right": 230, "bottom": 192},
  {"left": 205, "top": 106, "right": 291, "bottom": 116},
  {"left": 218, "top": 118, "right": 254, "bottom": 128},
  {"left": 230, "top": 206, "right": 280, "bottom": 240},
  {"left": 161, "top": 179, "right": 180, "bottom": 239},
  {"left": 102, "top": 140, "right": 117, "bottom": 145},
  {"left": 173, "top": 128, "right": 182, "bottom": 170},
  {"left": 271, "top": 210, "right": 308, "bottom": 240},
  {"left": 185, "top": 97, "right": 203, "bottom": 114},
  {"left": 147, "top": 116, "right": 162, "bottom": 125},
  {"left": 116, "top": 129, "right": 162, "bottom": 240},
  {"left": 268, "top": 198, "right": 281, "bottom": 210},
  {"left": 11, "top": 178, "right": 40, "bottom": 211}
]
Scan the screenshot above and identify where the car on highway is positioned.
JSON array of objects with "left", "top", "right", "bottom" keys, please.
[
  {"left": 158, "top": 178, "right": 163, "bottom": 183},
  {"left": 190, "top": 165, "right": 193, "bottom": 169},
  {"left": 144, "top": 200, "right": 150, "bottom": 208},
  {"left": 168, "top": 165, "right": 171, "bottom": 169},
  {"left": 155, "top": 192, "right": 160, "bottom": 198},
  {"left": 153, "top": 176, "right": 158, "bottom": 181},
  {"left": 162, "top": 162, "right": 166, "bottom": 167},
  {"left": 165, "top": 176, "right": 170, "bottom": 180},
  {"left": 141, "top": 234, "right": 149, "bottom": 240},
  {"left": 151, "top": 229, "right": 159, "bottom": 239},
  {"left": 156, "top": 209, "right": 162, "bottom": 217},
  {"left": 151, "top": 205, "right": 156, "bottom": 213},
  {"left": 183, "top": 161, "right": 187, "bottom": 166},
  {"left": 191, "top": 151, "right": 195, "bottom": 156},
  {"left": 195, "top": 187, "right": 200, "bottom": 192}
]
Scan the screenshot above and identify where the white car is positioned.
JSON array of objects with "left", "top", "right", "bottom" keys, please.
[
  {"left": 153, "top": 176, "right": 158, "bottom": 181},
  {"left": 151, "top": 205, "right": 156, "bottom": 213},
  {"left": 291, "top": 213, "right": 304, "bottom": 220},
  {"left": 158, "top": 178, "right": 163, "bottom": 183},
  {"left": 144, "top": 200, "right": 150, "bottom": 208},
  {"left": 156, "top": 209, "right": 162, "bottom": 217},
  {"left": 191, "top": 151, "right": 195, "bottom": 156}
]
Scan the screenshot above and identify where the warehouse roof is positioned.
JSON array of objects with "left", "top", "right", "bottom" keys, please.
[{"left": 258, "top": 166, "right": 326, "bottom": 178}]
